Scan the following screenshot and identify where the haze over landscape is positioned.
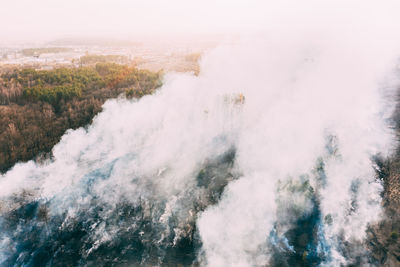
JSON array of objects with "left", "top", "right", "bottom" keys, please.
[
  {"left": 1, "top": 1, "right": 400, "bottom": 266},
  {"left": 1, "top": 0, "right": 268, "bottom": 43}
]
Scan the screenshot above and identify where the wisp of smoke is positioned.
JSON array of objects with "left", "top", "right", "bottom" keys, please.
[{"left": 1, "top": 1, "right": 400, "bottom": 266}]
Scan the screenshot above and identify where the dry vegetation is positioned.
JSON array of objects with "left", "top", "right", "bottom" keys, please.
[{"left": 367, "top": 103, "right": 400, "bottom": 265}]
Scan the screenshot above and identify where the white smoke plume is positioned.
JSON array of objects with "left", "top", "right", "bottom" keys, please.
[{"left": 1, "top": 1, "right": 400, "bottom": 266}]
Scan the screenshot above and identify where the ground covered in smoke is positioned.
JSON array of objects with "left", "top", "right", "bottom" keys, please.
[{"left": 2, "top": 3, "right": 400, "bottom": 265}]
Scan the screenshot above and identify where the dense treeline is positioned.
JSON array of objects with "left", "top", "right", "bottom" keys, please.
[
  {"left": 0, "top": 64, "right": 162, "bottom": 173},
  {"left": 0, "top": 63, "right": 161, "bottom": 107},
  {"left": 20, "top": 47, "right": 72, "bottom": 56}
]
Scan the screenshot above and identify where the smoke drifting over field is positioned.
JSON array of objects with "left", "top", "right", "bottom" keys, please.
[{"left": 1, "top": 1, "right": 400, "bottom": 266}]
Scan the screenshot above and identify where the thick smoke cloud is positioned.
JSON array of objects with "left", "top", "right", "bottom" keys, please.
[
  {"left": 196, "top": 35, "right": 398, "bottom": 266},
  {"left": 2, "top": 1, "right": 400, "bottom": 266}
]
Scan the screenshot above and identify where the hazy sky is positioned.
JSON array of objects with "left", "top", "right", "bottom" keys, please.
[
  {"left": 1, "top": 0, "right": 400, "bottom": 43},
  {"left": 0, "top": 0, "right": 269, "bottom": 42}
]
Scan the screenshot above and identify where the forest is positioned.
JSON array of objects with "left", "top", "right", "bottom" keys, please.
[{"left": 0, "top": 63, "right": 162, "bottom": 173}]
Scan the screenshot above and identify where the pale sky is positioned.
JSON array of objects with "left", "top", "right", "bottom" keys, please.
[
  {"left": 0, "top": 0, "right": 269, "bottom": 42},
  {"left": 1, "top": 0, "right": 400, "bottom": 43}
]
